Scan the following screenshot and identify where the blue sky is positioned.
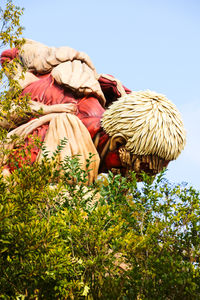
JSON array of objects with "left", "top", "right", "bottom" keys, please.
[{"left": 4, "top": 0, "right": 200, "bottom": 189}]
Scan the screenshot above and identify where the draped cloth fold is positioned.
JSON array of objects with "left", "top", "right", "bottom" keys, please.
[{"left": 4, "top": 113, "right": 100, "bottom": 183}]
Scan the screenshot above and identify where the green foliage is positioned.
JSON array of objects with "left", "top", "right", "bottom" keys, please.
[
  {"left": 0, "top": 0, "right": 24, "bottom": 48},
  {"left": 0, "top": 153, "right": 200, "bottom": 299},
  {"left": 0, "top": 0, "right": 30, "bottom": 134}
]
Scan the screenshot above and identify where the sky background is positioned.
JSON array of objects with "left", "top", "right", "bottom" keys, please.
[{"left": 3, "top": 0, "right": 200, "bottom": 189}]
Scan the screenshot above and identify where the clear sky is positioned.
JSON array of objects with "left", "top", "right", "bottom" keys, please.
[{"left": 3, "top": 0, "right": 200, "bottom": 189}]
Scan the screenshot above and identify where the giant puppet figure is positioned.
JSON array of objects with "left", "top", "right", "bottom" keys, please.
[{"left": 0, "top": 39, "right": 186, "bottom": 182}]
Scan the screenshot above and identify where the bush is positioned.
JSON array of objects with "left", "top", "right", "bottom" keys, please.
[{"left": 0, "top": 153, "right": 200, "bottom": 299}]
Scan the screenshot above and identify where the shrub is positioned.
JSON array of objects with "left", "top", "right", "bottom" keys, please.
[{"left": 0, "top": 154, "right": 200, "bottom": 299}]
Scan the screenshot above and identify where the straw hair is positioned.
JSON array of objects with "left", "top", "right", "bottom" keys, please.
[{"left": 102, "top": 90, "right": 186, "bottom": 161}]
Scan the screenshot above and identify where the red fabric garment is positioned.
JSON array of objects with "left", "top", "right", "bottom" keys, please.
[
  {"left": 98, "top": 75, "right": 131, "bottom": 106},
  {"left": 77, "top": 97, "right": 105, "bottom": 139},
  {"left": 0, "top": 48, "right": 19, "bottom": 65},
  {"left": 21, "top": 74, "right": 79, "bottom": 105}
]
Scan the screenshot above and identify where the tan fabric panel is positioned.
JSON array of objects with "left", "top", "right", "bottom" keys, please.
[
  {"left": 36, "top": 113, "right": 100, "bottom": 183},
  {"left": 51, "top": 60, "right": 106, "bottom": 105},
  {"left": 4, "top": 112, "right": 100, "bottom": 183},
  {"left": 19, "top": 39, "right": 106, "bottom": 106}
]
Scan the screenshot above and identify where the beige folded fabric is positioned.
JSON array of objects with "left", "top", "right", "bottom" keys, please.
[
  {"left": 4, "top": 113, "right": 100, "bottom": 183},
  {"left": 19, "top": 39, "right": 106, "bottom": 106},
  {"left": 51, "top": 60, "right": 106, "bottom": 105}
]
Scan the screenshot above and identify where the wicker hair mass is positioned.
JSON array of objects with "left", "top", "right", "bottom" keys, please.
[{"left": 102, "top": 90, "right": 186, "bottom": 161}]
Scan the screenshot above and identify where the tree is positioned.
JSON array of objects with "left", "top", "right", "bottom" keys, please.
[
  {"left": 0, "top": 0, "right": 28, "bottom": 134},
  {"left": 0, "top": 0, "right": 24, "bottom": 48}
]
